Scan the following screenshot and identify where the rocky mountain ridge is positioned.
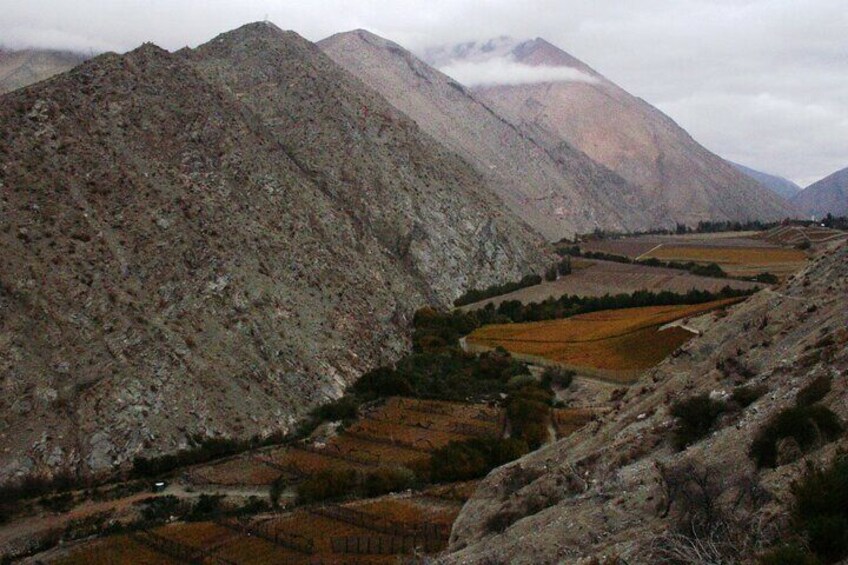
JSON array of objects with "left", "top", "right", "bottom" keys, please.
[
  {"left": 0, "top": 48, "right": 87, "bottom": 95},
  {"left": 794, "top": 166, "right": 848, "bottom": 218},
  {"left": 0, "top": 23, "right": 547, "bottom": 482},
  {"left": 319, "top": 30, "right": 660, "bottom": 240},
  {"left": 731, "top": 161, "right": 802, "bottom": 200},
  {"left": 427, "top": 37, "right": 800, "bottom": 226}
]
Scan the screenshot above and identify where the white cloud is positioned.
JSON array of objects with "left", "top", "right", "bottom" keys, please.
[
  {"left": 0, "top": 0, "right": 844, "bottom": 185},
  {"left": 439, "top": 58, "right": 598, "bottom": 87}
]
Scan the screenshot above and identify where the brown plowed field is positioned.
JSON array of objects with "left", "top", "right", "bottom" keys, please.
[{"left": 460, "top": 259, "right": 760, "bottom": 311}]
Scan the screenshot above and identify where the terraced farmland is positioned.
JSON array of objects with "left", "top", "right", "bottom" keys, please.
[{"left": 466, "top": 299, "right": 741, "bottom": 383}]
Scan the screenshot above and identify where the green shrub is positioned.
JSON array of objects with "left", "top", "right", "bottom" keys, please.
[
  {"left": 506, "top": 374, "right": 537, "bottom": 390},
  {"left": 428, "top": 441, "right": 490, "bottom": 483},
  {"left": 750, "top": 405, "right": 843, "bottom": 468},
  {"left": 135, "top": 495, "right": 184, "bottom": 523},
  {"left": 428, "top": 438, "right": 529, "bottom": 483},
  {"left": 792, "top": 456, "right": 848, "bottom": 562},
  {"left": 187, "top": 494, "right": 225, "bottom": 521},
  {"left": 296, "top": 469, "right": 358, "bottom": 504},
  {"left": 362, "top": 467, "right": 416, "bottom": 497},
  {"left": 670, "top": 395, "right": 726, "bottom": 449},
  {"left": 506, "top": 385, "right": 554, "bottom": 449},
  {"left": 731, "top": 384, "right": 768, "bottom": 408},
  {"left": 541, "top": 367, "right": 574, "bottom": 389},
  {"left": 352, "top": 367, "right": 413, "bottom": 398},
  {"left": 796, "top": 376, "right": 832, "bottom": 407},
  {"left": 315, "top": 396, "right": 360, "bottom": 422}
]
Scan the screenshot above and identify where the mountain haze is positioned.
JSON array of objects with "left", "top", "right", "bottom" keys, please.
[
  {"left": 319, "top": 30, "right": 660, "bottom": 239},
  {"left": 0, "top": 48, "right": 87, "bottom": 94},
  {"left": 0, "top": 23, "right": 546, "bottom": 481},
  {"left": 730, "top": 162, "right": 802, "bottom": 200},
  {"left": 793, "top": 167, "right": 848, "bottom": 218},
  {"left": 428, "top": 38, "right": 798, "bottom": 226}
]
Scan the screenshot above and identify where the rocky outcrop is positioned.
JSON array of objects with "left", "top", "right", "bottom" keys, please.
[
  {"left": 0, "top": 24, "right": 547, "bottom": 481},
  {"left": 445, "top": 240, "right": 847, "bottom": 563}
]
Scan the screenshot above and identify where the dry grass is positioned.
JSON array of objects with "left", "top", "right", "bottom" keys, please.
[
  {"left": 467, "top": 299, "right": 739, "bottom": 374},
  {"left": 642, "top": 244, "right": 806, "bottom": 276}
]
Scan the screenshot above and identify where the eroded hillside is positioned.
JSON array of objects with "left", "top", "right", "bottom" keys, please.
[
  {"left": 0, "top": 24, "right": 547, "bottom": 482},
  {"left": 445, "top": 240, "right": 847, "bottom": 563}
]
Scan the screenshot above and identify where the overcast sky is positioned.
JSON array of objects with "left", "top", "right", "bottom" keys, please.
[{"left": 3, "top": 0, "right": 846, "bottom": 187}]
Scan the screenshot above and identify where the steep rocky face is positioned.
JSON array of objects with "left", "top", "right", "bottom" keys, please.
[
  {"left": 794, "top": 166, "right": 848, "bottom": 218},
  {"left": 0, "top": 48, "right": 87, "bottom": 94},
  {"left": 319, "top": 30, "right": 659, "bottom": 240},
  {"left": 0, "top": 25, "right": 546, "bottom": 481},
  {"left": 445, "top": 241, "right": 847, "bottom": 563},
  {"left": 427, "top": 38, "right": 799, "bottom": 226},
  {"left": 730, "top": 162, "right": 801, "bottom": 201}
]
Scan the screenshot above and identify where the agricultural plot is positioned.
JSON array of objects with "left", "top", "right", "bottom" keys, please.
[
  {"left": 54, "top": 535, "right": 182, "bottom": 565},
  {"left": 580, "top": 231, "right": 808, "bottom": 279},
  {"left": 754, "top": 225, "right": 848, "bottom": 246},
  {"left": 467, "top": 299, "right": 740, "bottom": 383},
  {"left": 461, "top": 259, "right": 760, "bottom": 310},
  {"left": 640, "top": 245, "right": 807, "bottom": 278},
  {"left": 186, "top": 453, "right": 284, "bottom": 486}
]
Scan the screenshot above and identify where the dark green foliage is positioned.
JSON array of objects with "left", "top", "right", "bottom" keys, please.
[
  {"left": 135, "top": 495, "right": 184, "bottom": 523},
  {"left": 296, "top": 466, "right": 416, "bottom": 504},
  {"left": 506, "top": 385, "right": 554, "bottom": 449},
  {"left": 352, "top": 349, "right": 529, "bottom": 403},
  {"left": 750, "top": 406, "right": 843, "bottom": 468},
  {"left": 731, "top": 384, "right": 768, "bottom": 408},
  {"left": 544, "top": 265, "right": 558, "bottom": 281},
  {"left": 454, "top": 274, "right": 543, "bottom": 307},
  {"left": 759, "top": 545, "right": 821, "bottom": 564},
  {"left": 797, "top": 376, "right": 832, "bottom": 407},
  {"left": 689, "top": 262, "right": 727, "bottom": 278},
  {"left": 39, "top": 492, "right": 75, "bottom": 513},
  {"left": 314, "top": 396, "right": 360, "bottom": 422},
  {"left": 670, "top": 395, "right": 726, "bottom": 449},
  {"left": 428, "top": 438, "right": 529, "bottom": 483},
  {"left": 132, "top": 436, "right": 255, "bottom": 478},
  {"left": 557, "top": 256, "right": 572, "bottom": 276},
  {"left": 362, "top": 467, "right": 416, "bottom": 498},
  {"left": 792, "top": 456, "right": 848, "bottom": 562},
  {"left": 297, "top": 469, "right": 359, "bottom": 504},
  {"left": 541, "top": 367, "right": 574, "bottom": 390},
  {"left": 187, "top": 494, "right": 225, "bottom": 521},
  {"left": 752, "top": 272, "right": 780, "bottom": 284}
]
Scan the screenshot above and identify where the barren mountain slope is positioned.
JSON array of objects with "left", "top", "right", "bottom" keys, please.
[
  {"left": 434, "top": 38, "right": 798, "bottom": 226},
  {"left": 445, "top": 241, "right": 847, "bottom": 563},
  {"left": 730, "top": 162, "right": 802, "bottom": 201},
  {"left": 794, "top": 166, "right": 848, "bottom": 218},
  {"left": 0, "top": 48, "right": 87, "bottom": 94},
  {"left": 319, "top": 30, "right": 660, "bottom": 239},
  {"left": 0, "top": 27, "right": 545, "bottom": 481}
]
